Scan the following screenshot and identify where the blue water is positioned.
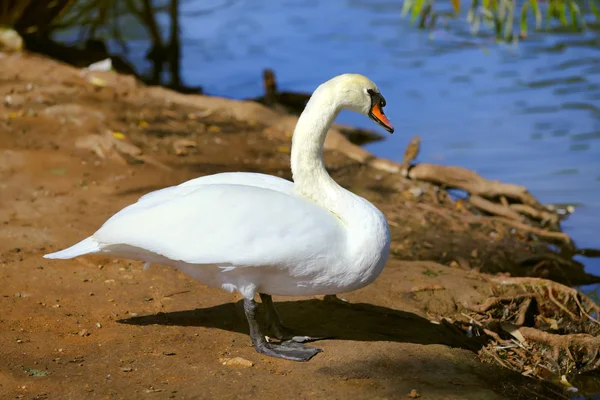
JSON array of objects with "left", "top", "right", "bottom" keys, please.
[{"left": 68, "top": 0, "right": 600, "bottom": 276}]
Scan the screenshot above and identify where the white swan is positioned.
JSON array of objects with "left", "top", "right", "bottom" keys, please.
[{"left": 44, "top": 74, "right": 395, "bottom": 361}]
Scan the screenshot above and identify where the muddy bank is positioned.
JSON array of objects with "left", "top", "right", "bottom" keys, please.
[{"left": 0, "top": 52, "right": 594, "bottom": 399}]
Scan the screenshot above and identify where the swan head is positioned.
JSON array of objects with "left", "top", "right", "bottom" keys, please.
[{"left": 326, "top": 74, "right": 394, "bottom": 134}]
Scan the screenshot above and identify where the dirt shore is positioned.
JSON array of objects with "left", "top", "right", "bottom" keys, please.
[{"left": 0, "top": 53, "right": 586, "bottom": 399}]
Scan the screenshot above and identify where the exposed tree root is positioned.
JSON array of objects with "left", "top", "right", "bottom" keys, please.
[
  {"left": 408, "top": 163, "right": 541, "bottom": 207},
  {"left": 510, "top": 204, "right": 560, "bottom": 226},
  {"left": 469, "top": 195, "right": 523, "bottom": 221},
  {"left": 491, "top": 276, "right": 600, "bottom": 326},
  {"left": 455, "top": 276, "right": 600, "bottom": 384},
  {"left": 396, "top": 138, "right": 574, "bottom": 248},
  {"left": 471, "top": 293, "right": 539, "bottom": 314},
  {"left": 465, "top": 216, "right": 573, "bottom": 245}
]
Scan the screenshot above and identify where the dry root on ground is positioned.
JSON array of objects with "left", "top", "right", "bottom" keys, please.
[{"left": 449, "top": 277, "right": 600, "bottom": 382}]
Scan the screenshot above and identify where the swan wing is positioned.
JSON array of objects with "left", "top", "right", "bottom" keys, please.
[
  {"left": 135, "top": 172, "right": 293, "bottom": 210},
  {"left": 95, "top": 183, "right": 343, "bottom": 267}
]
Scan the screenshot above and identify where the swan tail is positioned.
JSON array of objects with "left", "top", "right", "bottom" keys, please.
[{"left": 44, "top": 237, "right": 101, "bottom": 259}]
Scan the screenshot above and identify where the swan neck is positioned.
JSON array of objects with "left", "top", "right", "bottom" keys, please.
[{"left": 290, "top": 87, "right": 340, "bottom": 194}]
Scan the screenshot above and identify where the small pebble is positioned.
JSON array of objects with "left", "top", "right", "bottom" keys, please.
[
  {"left": 219, "top": 357, "right": 253, "bottom": 368},
  {"left": 409, "top": 187, "right": 423, "bottom": 197}
]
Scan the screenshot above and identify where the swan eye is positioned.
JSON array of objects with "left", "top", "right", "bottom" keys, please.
[{"left": 367, "top": 88, "right": 386, "bottom": 108}]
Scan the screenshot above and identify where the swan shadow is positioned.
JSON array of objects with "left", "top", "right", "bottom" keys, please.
[{"left": 118, "top": 298, "right": 485, "bottom": 352}]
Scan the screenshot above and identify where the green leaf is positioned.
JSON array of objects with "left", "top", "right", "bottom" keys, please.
[
  {"left": 401, "top": 0, "right": 413, "bottom": 17},
  {"left": 494, "top": 13, "right": 503, "bottom": 39},
  {"left": 568, "top": 1, "right": 585, "bottom": 30},
  {"left": 411, "top": 0, "right": 425, "bottom": 23},
  {"left": 418, "top": 3, "right": 432, "bottom": 28},
  {"left": 590, "top": 1, "right": 600, "bottom": 22},
  {"left": 530, "top": 0, "right": 541, "bottom": 29},
  {"left": 545, "top": 0, "right": 553, "bottom": 29},
  {"left": 558, "top": 0, "right": 568, "bottom": 25},
  {"left": 520, "top": 1, "right": 529, "bottom": 37},
  {"left": 496, "top": 0, "right": 506, "bottom": 21},
  {"left": 502, "top": 0, "right": 514, "bottom": 40},
  {"left": 467, "top": 0, "right": 479, "bottom": 23}
]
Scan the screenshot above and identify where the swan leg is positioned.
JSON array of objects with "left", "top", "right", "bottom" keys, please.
[
  {"left": 259, "top": 293, "right": 290, "bottom": 339},
  {"left": 243, "top": 298, "right": 321, "bottom": 361},
  {"left": 259, "top": 293, "right": 326, "bottom": 343}
]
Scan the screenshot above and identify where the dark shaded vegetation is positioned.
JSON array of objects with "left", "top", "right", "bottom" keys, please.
[{"left": 0, "top": 0, "right": 199, "bottom": 91}]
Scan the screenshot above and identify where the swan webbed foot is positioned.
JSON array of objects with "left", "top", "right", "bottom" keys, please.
[
  {"left": 255, "top": 340, "right": 322, "bottom": 361},
  {"left": 244, "top": 297, "right": 322, "bottom": 362}
]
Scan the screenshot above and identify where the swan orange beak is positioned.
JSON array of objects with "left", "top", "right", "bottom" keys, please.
[{"left": 369, "top": 103, "right": 394, "bottom": 134}]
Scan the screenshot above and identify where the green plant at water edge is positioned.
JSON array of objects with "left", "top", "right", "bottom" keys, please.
[{"left": 401, "top": 0, "right": 600, "bottom": 41}]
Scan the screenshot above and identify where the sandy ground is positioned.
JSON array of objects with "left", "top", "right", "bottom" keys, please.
[{"left": 0, "top": 53, "right": 574, "bottom": 399}]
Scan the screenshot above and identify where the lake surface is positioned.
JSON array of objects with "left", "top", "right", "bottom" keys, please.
[{"left": 85, "top": 0, "right": 600, "bottom": 279}]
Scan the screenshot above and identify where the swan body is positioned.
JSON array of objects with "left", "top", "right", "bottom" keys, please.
[{"left": 44, "top": 73, "right": 395, "bottom": 361}]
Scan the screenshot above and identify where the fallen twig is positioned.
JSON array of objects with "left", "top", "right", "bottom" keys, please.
[{"left": 163, "top": 290, "right": 191, "bottom": 298}]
